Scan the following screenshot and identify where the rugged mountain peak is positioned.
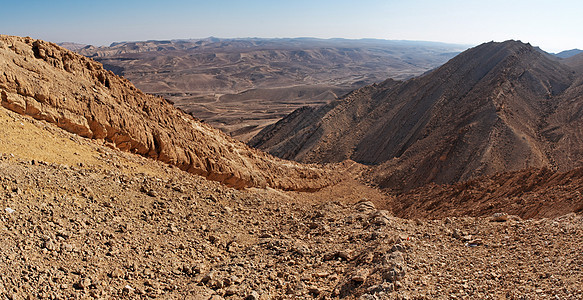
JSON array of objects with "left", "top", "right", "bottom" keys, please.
[
  {"left": 0, "top": 35, "right": 335, "bottom": 191},
  {"left": 251, "top": 40, "right": 579, "bottom": 191}
]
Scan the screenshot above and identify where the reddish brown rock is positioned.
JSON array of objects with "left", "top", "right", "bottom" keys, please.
[{"left": 0, "top": 35, "right": 336, "bottom": 190}]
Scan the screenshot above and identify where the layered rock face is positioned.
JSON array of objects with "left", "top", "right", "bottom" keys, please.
[
  {"left": 0, "top": 35, "right": 333, "bottom": 191},
  {"left": 251, "top": 41, "right": 583, "bottom": 191}
]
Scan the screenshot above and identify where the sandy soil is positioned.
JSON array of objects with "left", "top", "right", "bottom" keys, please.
[{"left": 1, "top": 102, "right": 582, "bottom": 300}]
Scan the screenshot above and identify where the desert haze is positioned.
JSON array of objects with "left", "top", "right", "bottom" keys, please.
[{"left": 71, "top": 38, "right": 464, "bottom": 140}]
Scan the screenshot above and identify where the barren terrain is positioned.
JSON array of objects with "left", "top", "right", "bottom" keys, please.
[
  {"left": 1, "top": 105, "right": 582, "bottom": 299},
  {"left": 1, "top": 36, "right": 582, "bottom": 299},
  {"left": 0, "top": 35, "right": 334, "bottom": 191},
  {"left": 73, "top": 38, "right": 465, "bottom": 140},
  {"left": 251, "top": 40, "right": 583, "bottom": 192}
]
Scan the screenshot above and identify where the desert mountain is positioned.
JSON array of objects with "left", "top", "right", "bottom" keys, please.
[
  {"left": 250, "top": 40, "right": 583, "bottom": 191},
  {"left": 1, "top": 34, "right": 582, "bottom": 299},
  {"left": 57, "top": 42, "right": 88, "bottom": 51},
  {"left": 74, "top": 38, "right": 465, "bottom": 140},
  {"left": 0, "top": 35, "right": 334, "bottom": 191},
  {"left": 553, "top": 48, "right": 583, "bottom": 58}
]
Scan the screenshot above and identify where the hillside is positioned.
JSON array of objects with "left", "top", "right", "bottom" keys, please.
[
  {"left": 1, "top": 103, "right": 582, "bottom": 299},
  {"left": 251, "top": 40, "right": 583, "bottom": 191},
  {"left": 561, "top": 52, "right": 583, "bottom": 73},
  {"left": 391, "top": 167, "right": 583, "bottom": 219},
  {"left": 1, "top": 35, "right": 582, "bottom": 299},
  {"left": 74, "top": 38, "right": 465, "bottom": 140},
  {"left": 0, "top": 35, "right": 334, "bottom": 191}
]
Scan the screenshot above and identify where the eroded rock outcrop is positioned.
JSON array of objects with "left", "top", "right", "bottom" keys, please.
[{"left": 0, "top": 35, "right": 335, "bottom": 190}]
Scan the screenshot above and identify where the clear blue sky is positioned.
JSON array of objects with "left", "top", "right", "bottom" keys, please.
[{"left": 1, "top": 0, "right": 582, "bottom": 53}]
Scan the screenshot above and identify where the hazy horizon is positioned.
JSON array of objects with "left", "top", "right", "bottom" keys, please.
[
  {"left": 62, "top": 36, "right": 473, "bottom": 49},
  {"left": 2, "top": 0, "right": 582, "bottom": 53}
]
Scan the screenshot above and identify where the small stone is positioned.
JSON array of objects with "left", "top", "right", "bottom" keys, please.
[
  {"left": 307, "top": 286, "right": 321, "bottom": 295},
  {"left": 225, "top": 286, "right": 238, "bottom": 296},
  {"left": 315, "top": 271, "right": 329, "bottom": 278},
  {"left": 44, "top": 240, "right": 58, "bottom": 251},
  {"left": 461, "top": 235, "right": 473, "bottom": 242},
  {"left": 76, "top": 278, "right": 91, "bottom": 289},
  {"left": 452, "top": 229, "right": 462, "bottom": 239},
  {"left": 352, "top": 269, "right": 369, "bottom": 282},
  {"left": 245, "top": 290, "right": 260, "bottom": 300},
  {"left": 338, "top": 251, "right": 351, "bottom": 260},
  {"left": 466, "top": 239, "right": 483, "bottom": 247},
  {"left": 201, "top": 272, "right": 214, "bottom": 284},
  {"left": 491, "top": 213, "right": 509, "bottom": 222},
  {"left": 62, "top": 243, "right": 75, "bottom": 252},
  {"left": 123, "top": 284, "right": 135, "bottom": 293},
  {"left": 208, "top": 235, "right": 219, "bottom": 244},
  {"left": 227, "top": 246, "right": 235, "bottom": 253},
  {"left": 110, "top": 268, "right": 125, "bottom": 278},
  {"left": 391, "top": 244, "right": 405, "bottom": 253},
  {"left": 366, "top": 285, "right": 380, "bottom": 293},
  {"left": 5, "top": 207, "right": 15, "bottom": 214}
]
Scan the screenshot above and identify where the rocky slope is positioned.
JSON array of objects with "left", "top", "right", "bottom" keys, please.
[
  {"left": 251, "top": 40, "right": 583, "bottom": 191},
  {"left": 0, "top": 35, "right": 334, "bottom": 191},
  {"left": 73, "top": 38, "right": 464, "bottom": 140},
  {"left": 1, "top": 105, "right": 582, "bottom": 299},
  {"left": 561, "top": 52, "right": 583, "bottom": 73},
  {"left": 392, "top": 167, "right": 583, "bottom": 219}
]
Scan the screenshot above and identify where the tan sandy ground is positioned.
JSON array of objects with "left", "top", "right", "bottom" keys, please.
[{"left": 1, "top": 105, "right": 582, "bottom": 299}]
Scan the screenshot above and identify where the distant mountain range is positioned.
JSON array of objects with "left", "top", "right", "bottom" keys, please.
[
  {"left": 250, "top": 40, "right": 583, "bottom": 192},
  {"left": 553, "top": 49, "right": 583, "bottom": 58},
  {"left": 64, "top": 38, "right": 467, "bottom": 140}
]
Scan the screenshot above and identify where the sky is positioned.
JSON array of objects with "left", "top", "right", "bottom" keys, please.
[{"left": 1, "top": 0, "right": 582, "bottom": 53}]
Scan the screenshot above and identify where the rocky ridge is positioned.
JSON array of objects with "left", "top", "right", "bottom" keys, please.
[
  {"left": 251, "top": 40, "right": 583, "bottom": 191},
  {"left": 0, "top": 35, "right": 334, "bottom": 191}
]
